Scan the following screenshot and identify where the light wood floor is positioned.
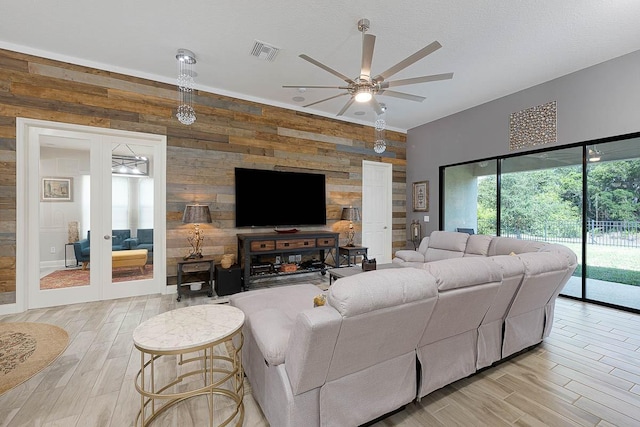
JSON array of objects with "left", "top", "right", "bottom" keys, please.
[{"left": 1, "top": 281, "right": 640, "bottom": 426}]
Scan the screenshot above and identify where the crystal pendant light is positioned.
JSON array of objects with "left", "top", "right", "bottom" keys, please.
[
  {"left": 373, "top": 103, "right": 387, "bottom": 154},
  {"left": 176, "top": 49, "right": 197, "bottom": 125}
]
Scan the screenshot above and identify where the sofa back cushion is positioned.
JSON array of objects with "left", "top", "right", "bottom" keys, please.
[
  {"left": 326, "top": 268, "right": 438, "bottom": 381},
  {"left": 464, "top": 234, "right": 493, "bottom": 257},
  {"left": 424, "top": 231, "right": 469, "bottom": 262},
  {"left": 487, "top": 236, "right": 547, "bottom": 256},
  {"left": 419, "top": 257, "right": 502, "bottom": 345},
  {"left": 137, "top": 228, "right": 153, "bottom": 244}
]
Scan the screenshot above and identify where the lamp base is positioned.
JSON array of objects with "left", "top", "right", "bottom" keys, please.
[{"left": 183, "top": 253, "right": 204, "bottom": 260}]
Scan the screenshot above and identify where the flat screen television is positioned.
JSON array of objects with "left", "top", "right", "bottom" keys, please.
[{"left": 235, "top": 168, "right": 327, "bottom": 228}]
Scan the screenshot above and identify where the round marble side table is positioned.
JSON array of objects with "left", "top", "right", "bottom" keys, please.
[{"left": 133, "top": 304, "right": 245, "bottom": 426}]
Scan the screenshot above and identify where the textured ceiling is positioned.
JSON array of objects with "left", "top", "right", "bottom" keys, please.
[{"left": 1, "top": 1, "right": 639, "bottom": 131}]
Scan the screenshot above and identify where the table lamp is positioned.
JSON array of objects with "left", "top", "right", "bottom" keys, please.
[
  {"left": 182, "top": 203, "right": 212, "bottom": 259},
  {"left": 341, "top": 206, "right": 360, "bottom": 247}
]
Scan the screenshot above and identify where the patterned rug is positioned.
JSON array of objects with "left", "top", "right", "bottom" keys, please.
[
  {"left": 40, "top": 268, "right": 153, "bottom": 289},
  {"left": 0, "top": 322, "right": 69, "bottom": 395}
]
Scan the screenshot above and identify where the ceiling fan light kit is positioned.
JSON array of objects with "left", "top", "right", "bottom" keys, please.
[
  {"left": 283, "top": 18, "right": 453, "bottom": 150},
  {"left": 283, "top": 18, "right": 453, "bottom": 116}
]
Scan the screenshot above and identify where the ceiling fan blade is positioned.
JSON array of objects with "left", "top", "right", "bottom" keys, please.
[
  {"left": 283, "top": 85, "right": 349, "bottom": 89},
  {"left": 361, "top": 34, "right": 376, "bottom": 78},
  {"left": 378, "top": 90, "right": 426, "bottom": 102},
  {"left": 303, "top": 92, "right": 349, "bottom": 108},
  {"left": 380, "top": 72, "right": 454, "bottom": 88},
  {"left": 370, "top": 97, "right": 383, "bottom": 115},
  {"left": 374, "top": 41, "right": 442, "bottom": 83},
  {"left": 337, "top": 97, "right": 356, "bottom": 116},
  {"left": 299, "top": 54, "right": 355, "bottom": 85}
]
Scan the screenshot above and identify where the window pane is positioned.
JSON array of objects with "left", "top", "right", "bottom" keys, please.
[
  {"left": 500, "top": 147, "right": 583, "bottom": 298},
  {"left": 443, "top": 160, "right": 497, "bottom": 235},
  {"left": 585, "top": 137, "right": 640, "bottom": 309}
]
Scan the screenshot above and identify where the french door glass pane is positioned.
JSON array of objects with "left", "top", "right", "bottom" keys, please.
[
  {"left": 111, "top": 143, "right": 154, "bottom": 284},
  {"left": 39, "top": 144, "right": 90, "bottom": 290}
]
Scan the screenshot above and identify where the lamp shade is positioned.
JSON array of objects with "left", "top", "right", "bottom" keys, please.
[
  {"left": 341, "top": 207, "right": 361, "bottom": 222},
  {"left": 182, "top": 204, "right": 212, "bottom": 224}
]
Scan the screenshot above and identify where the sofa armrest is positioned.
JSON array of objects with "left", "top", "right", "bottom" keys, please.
[
  {"left": 250, "top": 308, "right": 294, "bottom": 366},
  {"left": 123, "top": 237, "right": 139, "bottom": 250},
  {"left": 394, "top": 250, "right": 426, "bottom": 263}
]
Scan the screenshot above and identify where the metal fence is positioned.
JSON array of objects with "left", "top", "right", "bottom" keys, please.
[{"left": 478, "top": 219, "right": 640, "bottom": 248}]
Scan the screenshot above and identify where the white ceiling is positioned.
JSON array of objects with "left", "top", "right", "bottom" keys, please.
[{"left": 1, "top": 1, "right": 640, "bottom": 132}]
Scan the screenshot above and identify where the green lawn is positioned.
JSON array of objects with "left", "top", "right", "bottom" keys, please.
[{"left": 562, "top": 242, "right": 640, "bottom": 286}]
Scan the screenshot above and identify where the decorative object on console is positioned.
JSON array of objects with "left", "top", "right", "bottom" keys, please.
[
  {"left": 175, "top": 48, "right": 197, "bottom": 125},
  {"left": 361, "top": 256, "right": 376, "bottom": 271},
  {"left": 182, "top": 203, "right": 212, "bottom": 259},
  {"left": 221, "top": 254, "right": 235, "bottom": 269},
  {"left": 341, "top": 206, "right": 360, "bottom": 247},
  {"left": 412, "top": 181, "right": 429, "bottom": 212}
]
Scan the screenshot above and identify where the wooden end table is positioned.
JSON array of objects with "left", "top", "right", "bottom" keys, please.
[{"left": 338, "top": 246, "right": 368, "bottom": 266}]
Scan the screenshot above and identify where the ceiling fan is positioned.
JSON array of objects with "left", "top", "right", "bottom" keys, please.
[{"left": 283, "top": 18, "right": 453, "bottom": 116}]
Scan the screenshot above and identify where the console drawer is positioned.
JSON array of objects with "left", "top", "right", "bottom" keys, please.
[
  {"left": 276, "top": 239, "right": 316, "bottom": 250},
  {"left": 317, "top": 237, "right": 336, "bottom": 247},
  {"left": 250, "top": 240, "right": 275, "bottom": 252}
]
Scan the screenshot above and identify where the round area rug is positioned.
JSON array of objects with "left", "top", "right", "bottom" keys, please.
[{"left": 0, "top": 322, "right": 69, "bottom": 395}]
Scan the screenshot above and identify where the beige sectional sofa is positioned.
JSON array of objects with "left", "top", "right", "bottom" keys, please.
[{"left": 230, "top": 231, "right": 577, "bottom": 427}]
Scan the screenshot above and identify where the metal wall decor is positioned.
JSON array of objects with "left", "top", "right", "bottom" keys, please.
[{"left": 509, "top": 100, "right": 557, "bottom": 150}]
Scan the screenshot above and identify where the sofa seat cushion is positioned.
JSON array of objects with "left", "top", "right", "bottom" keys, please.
[
  {"left": 424, "top": 231, "right": 469, "bottom": 262},
  {"left": 250, "top": 308, "right": 294, "bottom": 366},
  {"left": 328, "top": 268, "right": 438, "bottom": 318}
]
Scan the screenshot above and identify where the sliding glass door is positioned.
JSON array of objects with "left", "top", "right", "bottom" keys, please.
[
  {"left": 585, "top": 138, "right": 640, "bottom": 309},
  {"left": 500, "top": 147, "right": 583, "bottom": 298},
  {"left": 441, "top": 133, "right": 640, "bottom": 311}
]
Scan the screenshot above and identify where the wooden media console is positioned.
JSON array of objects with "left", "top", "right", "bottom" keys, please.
[{"left": 237, "top": 231, "right": 339, "bottom": 286}]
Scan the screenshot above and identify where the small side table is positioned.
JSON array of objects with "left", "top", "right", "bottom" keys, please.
[
  {"left": 133, "top": 305, "right": 245, "bottom": 426},
  {"left": 176, "top": 257, "right": 214, "bottom": 302},
  {"left": 338, "top": 246, "right": 368, "bottom": 266}
]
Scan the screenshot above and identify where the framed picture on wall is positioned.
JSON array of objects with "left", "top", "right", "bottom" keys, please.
[
  {"left": 413, "top": 180, "right": 429, "bottom": 212},
  {"left": 41, "top": 177, "right": 73, "bottom": 202}
]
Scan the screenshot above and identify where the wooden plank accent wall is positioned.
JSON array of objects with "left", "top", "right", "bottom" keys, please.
[{"left": 0, "top": 48, "right": 407, "bottom": 302}]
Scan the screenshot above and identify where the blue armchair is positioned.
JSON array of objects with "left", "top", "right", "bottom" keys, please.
[
  {"left": 73, "top": 238, "right": 91, "bottom": 270},
  {"left": 124, "top": 229, "right": 153, "bottom": 259},
  {"left": 72, "top": 229, "right": 132, "bottom": 269}
]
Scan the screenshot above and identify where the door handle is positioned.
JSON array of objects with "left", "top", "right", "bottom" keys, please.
[{"left": 104, "top": 235, "right": 111, "bottom": 240}]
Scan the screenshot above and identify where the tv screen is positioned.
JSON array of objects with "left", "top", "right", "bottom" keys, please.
[{"left": 235, "top": 168, "right": 327, "bottom": 227}]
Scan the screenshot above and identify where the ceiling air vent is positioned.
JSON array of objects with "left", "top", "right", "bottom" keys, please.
[{"left": 250, "top": 40, "right": 280, "bottom": 62}]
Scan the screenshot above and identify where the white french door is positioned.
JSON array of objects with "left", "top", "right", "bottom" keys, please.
[
  {"left": 17, "top": 119, "right": 166, "bottom": 310},
  {"left": 362, "top": 160, "right": 393, "bottom": 264}
]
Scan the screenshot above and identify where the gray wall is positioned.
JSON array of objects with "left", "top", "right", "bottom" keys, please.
[{"left": 407, "top": 49, "right": 640, "bottom": 236}]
